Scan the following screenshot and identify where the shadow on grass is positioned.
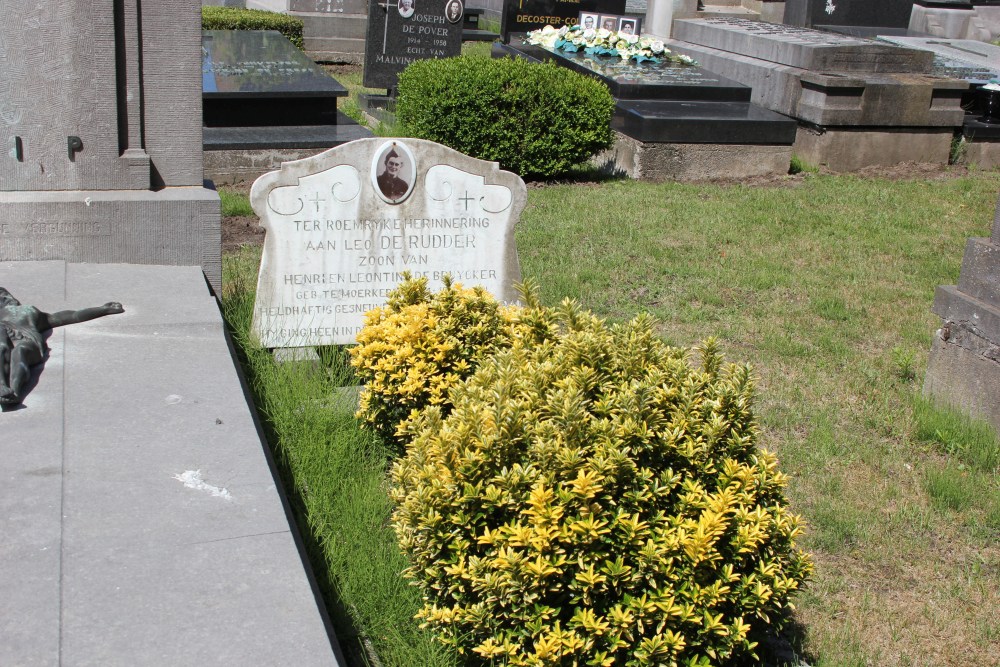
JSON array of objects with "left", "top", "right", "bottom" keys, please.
[
  {"left": 525, "top": 161, "right": 631, "bottom": 186},
  {"left": 748, "top": 615, "right": 817, "bottom": 667}
]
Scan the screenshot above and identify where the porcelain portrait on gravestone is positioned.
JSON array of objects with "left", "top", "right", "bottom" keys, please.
[
  {"left": 398, "top": 0, "right": 414, "bottom": 19},
  {"left": 445, "top": 0, "right": 463, "bottom": 24},
  {"left": 618, "top": 18, "right": 636, "bottom": 34},
  {"left": 601, "top": 15, "right": 618, "bottom": 31},
  {"left": 372, "top": 140, "right": 416, "bottom": 203},
  {"left": 580, "top": 13, "right": 597, "bottom": 30}
]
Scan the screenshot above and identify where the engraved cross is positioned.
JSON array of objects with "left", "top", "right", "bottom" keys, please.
[
  {"left": 309, "top": 193, "right": 326, "bottom": 211},
  {"left": 459, "top": 191, "right": 475, "bottom": 211}
]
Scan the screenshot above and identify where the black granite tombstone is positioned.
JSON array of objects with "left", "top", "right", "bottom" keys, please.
[
  {"left": 786, "top": 0, "right": 916, "bottom": 28},
  {"left": 501, "top": 0, "right": 626, "bottom": 42},
  {"left": 363, "top": 0, "right": 464, "bottom": 90},
  {"left": 494, "top": 43, "right": 796, "bottom": 146},
  {"left": 201, "top": 30, "right": 370, "bottom": 154},
  {"left": 507, "top": 43, "right": 750, "bottom": 102},
  {"left": 202, "top": 30, "right": 347, "bottom": 126}
]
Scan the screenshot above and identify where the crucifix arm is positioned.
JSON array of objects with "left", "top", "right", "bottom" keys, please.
[{"left": 44, "top": 302, "right": 124, "bottom": 329}]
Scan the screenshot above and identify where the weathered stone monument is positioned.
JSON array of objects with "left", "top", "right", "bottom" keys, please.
[
  {"left": 667, "top": 18, "right": 969, "bottom": 171},
  {"left": 909, "top": 0, "right": 992, "bottom": 41},
  {"left": 0, "top": 0, "right": 222, "bottom": 290},
  {"left": 875, "top": 35, "right": 1000, "bottom": 168},
  {"left": 925, "top": 196, "right": 1000, "bottom": 433},
  {"left": 251, "top": 137, "right": 526, "bottom": 347},
  {"left": 2, "top": 2, "right": 341, "bottom": 664}
]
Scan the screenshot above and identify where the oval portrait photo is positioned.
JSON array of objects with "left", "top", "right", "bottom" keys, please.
[
  {"left": 445, "top": 0, "right": 463, "bottom": 23},
  {"left": 371, "top": 140, "right": 416, "bottom": 204},
  {"left": 398, "top": 0, "right": 414, "bottom": 19}
]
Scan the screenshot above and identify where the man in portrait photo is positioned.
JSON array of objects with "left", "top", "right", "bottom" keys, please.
[
  {"left": 619, "top": 18, "right": 636, "bottom": 34},
  {"left": 601, "top": 16, "right": 617, "bottom": 31},
  {"left": 445, "top": 0, "right": 463, "bottom": 23},
  {"left": 581, "top": 14, "right": 596, "bottom": 30},
  {"left": 398, "top": 0, "right": 414, "bottom": 19},
  {"left": 377, "top": 149, "right": 409, "bottom": 200}
]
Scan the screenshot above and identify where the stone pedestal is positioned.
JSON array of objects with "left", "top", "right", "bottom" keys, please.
[
  {"left": 0, "top": 0, "right": 221, "bottom": 290},
  {"left": 925, "top": 198, "right": 1000, "bottom": 433}
]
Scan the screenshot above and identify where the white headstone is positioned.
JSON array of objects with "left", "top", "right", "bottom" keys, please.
[{"left": 250, "top": 138, "right": 526, "bottom": 348}]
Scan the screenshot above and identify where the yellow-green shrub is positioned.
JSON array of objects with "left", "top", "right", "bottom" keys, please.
[
  {"left": 391, "top": 300, "right": 812, "bottom": 666},
  {"left": 350, "top": 275, "right": 516, "bottom": 443}
]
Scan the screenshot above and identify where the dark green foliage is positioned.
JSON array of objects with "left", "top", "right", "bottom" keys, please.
[
  {"left": 396, "top": 56, "right": 615, "bottom": 178},
  {"left": 201, "top": 6, "right": 305, "bottom": 49}
]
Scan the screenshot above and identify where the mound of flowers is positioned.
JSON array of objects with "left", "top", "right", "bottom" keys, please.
[{"left": 526, "top": 24, "right": 698, "bottom": 65}]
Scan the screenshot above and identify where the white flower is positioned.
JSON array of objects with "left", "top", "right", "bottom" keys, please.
[
  {"left": 572, "top": 37, "right": 585, "bottom": 46},
  {"left": 596, "top": 28, "right": 611, "bottom": 39},
  {"left": 624, "top": 33, "right": 639, "bottom": 44},
  {"left": 582, "top": 28, "right": 596, "bottom": 40},
  {"left": 676, "top": 54, "right": 695, "bottom": 64},
  {"left": 649, "top": 40, "right": 665, "bottom": 54},
  {"left": 530, "top": 25, "right": 560, "bottom": 47},
  {"left": 558, "top": 25, "right": 569, "bottom": 37}
]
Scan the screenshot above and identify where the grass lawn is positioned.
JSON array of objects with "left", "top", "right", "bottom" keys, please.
[{"left": 221, "top": 164, "right": 1000, "bottom": 664}]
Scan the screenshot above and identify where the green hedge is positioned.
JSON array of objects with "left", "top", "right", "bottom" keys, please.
[
  {"left": 201, "top": 6, "right": 305, "bottom": 50},
  {"left": 397, "top": 55, "right": 615, "bottom": 178}
]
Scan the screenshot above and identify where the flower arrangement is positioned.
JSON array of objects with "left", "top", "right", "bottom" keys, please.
[{"left": 525, "top": 24, "right": 698, "bottom": 65}]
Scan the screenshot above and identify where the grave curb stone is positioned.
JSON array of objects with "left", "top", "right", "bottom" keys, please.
[
  {"left": 666, "top": 40, "right": 969, "bottom": 127},
  {"left": 792, "top": 126, "right": 954, "bottom": 171},
  {"left": 594, "top": 131, "right": 794, "bottom": 180},
  {"left": 0, "top": 260, "right": 342, "bottom": 666}
]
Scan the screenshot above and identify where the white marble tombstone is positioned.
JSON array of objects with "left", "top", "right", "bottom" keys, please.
[{"left": 250, "top": 138, "right": 527, "bottom": 348}]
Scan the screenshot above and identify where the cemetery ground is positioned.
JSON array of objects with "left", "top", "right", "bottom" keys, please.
[{"left": 218, "top": 166, "right": 1000, "bottom": 667}]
